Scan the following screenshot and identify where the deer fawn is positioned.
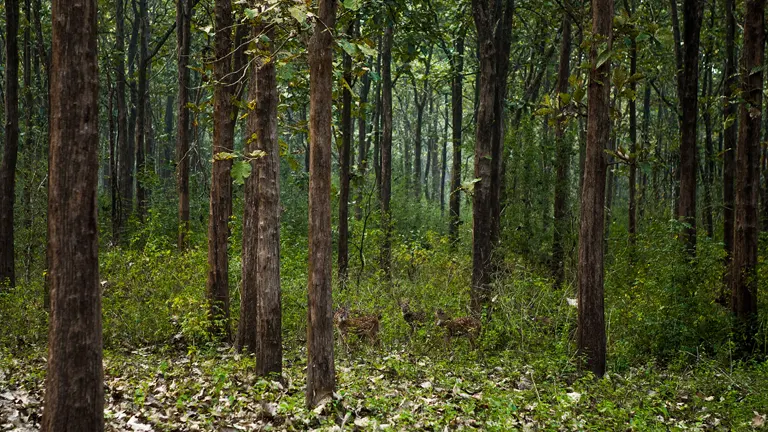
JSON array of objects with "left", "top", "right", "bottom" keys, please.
[
  {"left": 397, "top": 299, "right": 427, "bottom": 335},
  {"left": 435, "top": 309, "right": 481, "bottom": 349},
  {"left": 333, "top": 306, "right": 381, "bottom": 347}
]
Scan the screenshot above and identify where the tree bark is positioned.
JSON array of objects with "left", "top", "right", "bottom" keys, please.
[
  {"left": 441, "top": 94, "right": 449, "bottom": 214},
  {"left": 42, "top": 0, "right": 103, "bottom": 426},
  {"left": 0, "top": 0, "right": 20, "bottom": 288},
  {"left": 676, "top": 0, "right": 704, "bottom": 252},
  {"left": 723, "top": 0, "right": 737, "bottom": 279},
  {"left": 238, "top": 23, "right": 282, "bottom": 377},
  {"left": 306, "top": 0, "right": 337, "bottom": 408},
  {"left": 176, "top": 0, "right": 192, "bottom": 250},
  {"left": 379, "top": 21, "right": 393, "bottom": 279},
  {"left": 206, "top": 0, "right": 236, "bottom": 340},
  {"left": 552, "top": 13, "right": 571, "bottom": 287},
  {"left": 449, "top": 32, "right": 465, "bottom": 243},
  {"left": 338, "top": 19, "right": 355, "bottom": 285},
  {"left": 354, "top": 69, "right": 371, "bottom": 221},
  {"left": 135, "top": 0, "right": 150, "bottom": 221},
  {"left": 627, "top": 1, "right": 638, "bottom": 247},
  {"left": 731, "top": 0, "right": 764, "bottom": 348},
  {"left": 578, "top": 0, "right": 611, "bottom": 378}
]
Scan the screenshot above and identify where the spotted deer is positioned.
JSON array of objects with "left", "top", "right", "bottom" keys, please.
[{"left": 435, "top": 309, "right": 481, "bottom": 349}]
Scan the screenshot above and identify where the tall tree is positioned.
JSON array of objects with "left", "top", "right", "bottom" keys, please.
[
  {"left": 626, "top": 0, "right": 638, "bottom": 247},
  {"left": 674, "top": 0, "right": 704, "bottom": 252},
  {"left": 306, "top": 0, "right": 337, "bottom": 408},
  {"left": 115, "top": 0, "right": 131, "bottom": 242},
  {"left": 578, "top": 0, "right": 612, "bottom": 377},
  {"left": 723, "top": 0, "right": 737, "bottom": 282},
  {"left": 206, "top": 0, "right": 237, "bottom": 339},
  {"left": 379, "top": 20, "right": 394, "bottom": 279},
  {"left": 338, "top": 19, "right": 355, "bottom": 285},
  {"left": 135, "top": 0, "right": 150, "bottom": 220},
  {"left": 0, "top": 0, "right": 20, "bottom": 287},
  {"left": 237, "top": 21, "right": 282, "bottom": 376},
  {"left": 449, "top": 32, "right": 465, "bottom": 243},
  {"left": 176, "top": 0, "right": 193, "bottom": 250},
  {"left": 551, "top": 13, "right": 572, "bottom": 287},
  {"left": 41, "top": 0, "right": 103, "bottom": 426},
  {"left": 354, "top": 68, "right": 371, "bottom": 221},
  {"left": 731, "top": 0, "right": 765, "bottom": 348},
  {"left": 412, "top": 50, "right": 432, "bottom": 200}
]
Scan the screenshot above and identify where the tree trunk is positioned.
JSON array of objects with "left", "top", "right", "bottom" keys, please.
[
  {"left": 627, "top": 1, "right": 638, "bottom": 248},
  {"left": 441, "top": 94, "right": 448, "bottom": 214},
  {"left": 206, "top": 0, "right": 236, "bottom": 340},
  {"left": 379, "top": 21, "right": 393, "bottom": 279},
  {"left": 135, "top": 0, "right": 149, "bottom": 221},
  {"left": 41, "top": 0, "right": 103, "bottom": 426},
  {"left": 162, "top": 95, "right": 174, "bottom": 180},
  {"left": 449, "top": 32, "right": 465, "bottom": 243},
  {"left": 355, "top": 69, "right": 371, "bottom": 221},
  {"left": 176, "top": 0, "right": 192, "bottom": 250},
  {"left": 703, "top": 59, "right": 714, "bottom": 238},
  {"left": 578, "top": 0, "right": 612, "bottom": 378},
  {"left": 723, "top": 0, "right": 737, "bottom": 281},
  {"left": 306, "top": 0, "right": 337, "bottom": 408},
  {"left": 552, "top": 13, "right": 571, "bottom": 287},
  {"left": 238, "top": 23, "right": 282, "bottom": 377},
  {"left": 731, "top": 0, "right": 764, "bottom": 349},
  {"left": 338, "top": 19, "right": 355, "bottom": 285},
  {"left": 430, "top": 95, "right": 440, "bottom": 201},
  {"left": 373, "top": 37, "right": 382, "bottom": 195},
  {"left": 114, "top": 0, "right": 129, "bottom": 243},
  {"left": 413, "top": 84, "right": 425, "bottom": 200},
  {"left": 0, "top": 0, "right": 20, "bottom": 288},
  {"left": 676, "top": 0, "right": 704, "bottom": 252}
]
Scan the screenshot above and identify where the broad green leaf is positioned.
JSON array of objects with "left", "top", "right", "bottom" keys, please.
[
  {"left": 288, "top": 6, "right": 307, "bottom": 24},
  {"left": 231, "top": 160, "right": 252, "bottom": 185}
]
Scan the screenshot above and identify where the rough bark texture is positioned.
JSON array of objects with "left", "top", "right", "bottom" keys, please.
[
  {"left": 0, "top": 0, "right": 20, "bottom": 288},
  {"left": 449, "top": 33, "right": 465, "bottom": 243},
  {"left": 676, "top": 0, "right": 704, "bottom": 252},
  {"left": 338, "top": 20, "right": 355, "bottom": 285},
  {"left": 176, "top": 0, "right": 192, "bottom": 250},
  {"left": 206, "top": 0, "right": 236, "bottom": 340},
  {"left": 238, "top": 24, "right": 282, "bottom": 376},
  {"left": 577, "top": 0, "right": 611, "bottom": 378},
  {"left": 379, "top": 22, "right": 394, "bottom": 279},
  {"left": 42, "top": 0, "right": 104, "bottom": 426},
  {"left": 730, "top": 0, "right": 764, "bottom": 348},
  {"left": 723, "top": 0, "right": 737, "bottom": 281},
  {"left": 306, "top": 0, "right": 337, "bottom": 408},
  {"left": 552, "top": 14, "right": 571, "bottom": 288}
]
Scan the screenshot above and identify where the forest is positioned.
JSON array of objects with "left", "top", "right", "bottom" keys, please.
[{"left": 2, "top": 0, "right": 768, "bottom": 428}]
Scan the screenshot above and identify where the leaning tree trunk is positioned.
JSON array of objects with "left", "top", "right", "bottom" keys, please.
[
  {"left": 578, "top": 0, "right": 612, "bottom": 378},
  {"left": 42, "top": 0, "right": 103, "bottom": 426},
  {"left": 306, "top": 0, "right": 337, "bottom": 409},
  {"left": 552, "top": 13, "right": 571, "bottom": 288},
  {"left": 237, "top": 22, "right": 282, "bottom": 377},
  {"left": 731, "top": 0, "right": 765, "bottom": 350},
  {"left": 449, "top": 32, "right": 465, "bottom": 244},
  {"left": 176, "top": 0, "right": 192, "bottom": 250},
  {"left": 379, "top": 21, "right": 394, "bottom": 279},
  {"left": 0, "top": 0, "right": 20, "bottom": 288},
  {"left": 206, "top": 0, "right": 237, "bottom": 340}
]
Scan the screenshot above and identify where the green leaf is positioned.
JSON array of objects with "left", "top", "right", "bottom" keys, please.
[
  {"left": 596, "top": 49, "right": 612, "bottom": 69},
  {"left": 214, "top": 152, "right": 237, "bottom": 161},
  {"left": 231, "top": 160, "right": 252, "bottom": 185},
  {"left": 338, "top": 39, "right": 358, "bottom": 57},
  {"left": 244, "top": 8, "right": 258, "bottom": 19},
  {"left": 357, "top": 43, "right": 377, "bottom": 57},
  {"left": 342, "top": 0, "right": 362, "bottom": 11},
  {"left": 288, "top": 6, "right": 307, "bottom": 24}
]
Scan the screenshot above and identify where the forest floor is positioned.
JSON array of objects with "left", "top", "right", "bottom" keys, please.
[{"left": 2, "top": 344, "right": 768, "bottom": 431}]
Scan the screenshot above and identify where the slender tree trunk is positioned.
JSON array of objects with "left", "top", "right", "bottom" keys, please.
[
  {"left": 627, "top": 3, "right": 638, "bottom": 248},
  {"left": 135, "top": 0, "right": 149, "bottom": 220},
  {"left": 355, "top": 70, "right": 371, "bottom": 220},
  {"left": 379, "top": 21, "right": 393, "bottom": 279},
  {"left": 449, "top": 32, "right": 465, "bottom": 243},
  {"left": 115, "top": 0, "right": 129, "bottom": 242},
  {"left": 162, "top": 95, "right": 174, "bottom": 180},
  {"left": 430, "top": 95, "right": 440, "bottom": 201},
  {"left": 206, "top": 0, "right": 236, "bottom": 340},
  {"left": 703, "top": 60, "right": 714, "bottom": 238},
  {"left": 41, "top": 0, "right": 103, "bottom": 426},
  {"left": 723, "top": 0, "right": 737, "bottom": 282},
  {"left": 0, "top": 0, "right": 20, "bottom": 288},
  {"left": 552, "top": 14, "right": 571, "bottom": 287},
  {"left": 441, "top": 94, "right": 448, "bottom": 215},
  {"left": 338, "top": 19, "right": 355, "bottom": 285},
  {"left": 731, "top": 0, "right": 764, "bottom": 349},
  {"left": 373, "top": 37, "right": 382, "bottom": 195},
  {"left": 413, "top": 85, "right": 425, "bottom": 200},
  {"left": 238, "top": 22, "right": 282, "bottom": 377},
  {"left": 677, "top": 0, "right": 704, "bottom": 252},
  {"left": 578, "top": 0, "right": 612, "bottom": 378},
  {"left": 306, "top": 0, "right": 337, "bottom": 408},
  {"left": 176, "top": 0, "right": 192, "bottom": 250}
]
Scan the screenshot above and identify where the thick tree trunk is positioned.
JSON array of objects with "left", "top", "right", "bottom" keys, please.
[
  {"left": 552, "top": 14, "right": 571, "bottom": 287},
  {"left": 731, "top": 0, "right": 764, "bottom": 348},
  {"left": 379, "top": 21, "right": 393, "bottom": 279},
  {"left": 177, "top": 0, "right": 192, "bottom": 250},
  {"left": 237, "top": 23, "right": 282, "bottom": 377},
  {"left": 723, "top": 0, "right": 737, "bottom": 280},
  {"left": 306, "top": 0, "right": 337, "bottom": 408},
  {"left": 338, "top": 20, "right": 355, "bottom": 285},
  {"left": 41, "top": 0, "right": 103, "bottom": 426},
  {"left": 578, "top": 0, "right": 612, "bottom": 378},
  {"left": 449, "top": 32, "right": 465, "bottom": 243},
  {"left": 0, "top": 0, "right": 20, "bottom": 288},
  {"left": 206, "top": 0, "right": 236, "bottom": 340},
  {"left": 676, "top": 0, "right": 704, "bottom": 252}
]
